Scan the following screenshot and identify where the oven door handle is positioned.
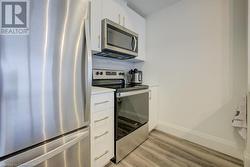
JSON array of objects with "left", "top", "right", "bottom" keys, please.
[{"left": 117, "top": 89, "right": 149, "bottom": 98}]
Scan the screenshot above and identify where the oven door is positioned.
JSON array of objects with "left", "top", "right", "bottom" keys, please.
[
  {"left": 116, "top": 89, "right": 149, "bottom": 141},
  {"left": 102, "top": 19, "right": 138, "bottom": 57}
]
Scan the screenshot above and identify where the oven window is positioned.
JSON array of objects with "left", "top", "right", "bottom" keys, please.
[
  {"left": 107, "top": 26, "right": 134, "bottom": 51},
  {"left": 116, "top": 92, "right": 149, "bottom": 140}
]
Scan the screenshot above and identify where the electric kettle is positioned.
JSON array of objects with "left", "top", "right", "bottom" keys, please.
[{"left": 129, "top": 69, "right": 143, "bottom": 84}]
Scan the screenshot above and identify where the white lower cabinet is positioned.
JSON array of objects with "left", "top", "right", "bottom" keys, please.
[
  {"left": 91, "top": 92, "right": 114, "bottom": 167},
  {"left": 149, "top": 86, "right": 159, "bottom": 132}
]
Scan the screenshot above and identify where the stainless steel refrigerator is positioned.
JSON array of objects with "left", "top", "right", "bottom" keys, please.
[{"left": 0, "top": 0, "right": 91, "bottom": 166}]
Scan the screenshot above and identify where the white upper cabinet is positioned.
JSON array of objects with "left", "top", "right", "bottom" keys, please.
[
  {"left": 102, "top": 0, "right": 125, "bottom": 25},
  {"left": 91, "top": 0, "right": 102, "bottom": 52},
  {"left": 126, "top": 7, "right": 146, "bottom": 62},
  {"left": 90, "top": 0, "right": 146, "bottom": 61},
  {"left": 119, "top": 4, "right": 133, "bottom": 29}
]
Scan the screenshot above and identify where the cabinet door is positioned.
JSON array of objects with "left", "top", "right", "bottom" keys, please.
[
  {"left": 125, "top": 7, "right": 137, "bottom": 32},
  {"left": 149, "top": 86, "right": 159, "bottom": 132},
  {"left": 137, "top": 16, "right": 146, "bottom": 61},
  {"left": 120, "top": 6, "right": 132, "bottom": 29},
  {"left": 91, "top": 0, "right": 102, "bottom": 52},
  {"left": 126, "top": 8, "right": 146, "bottom": 62},
  {"left": 102, "top": 0, "right": 123, "bottom": 25}
]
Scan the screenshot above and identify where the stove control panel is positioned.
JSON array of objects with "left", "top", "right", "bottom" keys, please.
[{"left": 93, "top": 69, "right": 125, "bottom": 80}]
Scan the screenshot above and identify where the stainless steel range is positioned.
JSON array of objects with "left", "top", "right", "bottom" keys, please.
[{"left": 93, "top": 69, "right": 149, "bottom": 163}]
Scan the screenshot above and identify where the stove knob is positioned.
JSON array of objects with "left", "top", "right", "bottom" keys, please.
[
  {"left": 96, "top": 72, "right": 99, "bottom": 75},
  {"left": 100, "top": 72, "right": 103, "bottom": 75}
]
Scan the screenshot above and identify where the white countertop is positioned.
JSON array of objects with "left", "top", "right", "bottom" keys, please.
[
  {"left": 144, "top": 83, "right": 160, "bottom": 87},
  {"left": 91, "top": 86, "right": 115, "bottom": 95}
]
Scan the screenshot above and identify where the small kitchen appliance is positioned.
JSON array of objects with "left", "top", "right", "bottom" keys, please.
[
  {"left": 92, "top": 69, "right": 149, "bottom": 163},
  {"left": 129, "top": 69, "right": 143, "bottom": 85}
]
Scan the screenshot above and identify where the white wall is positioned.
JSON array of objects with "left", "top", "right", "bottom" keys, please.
[
  {"left": 144, "top": 0, "right": 248, "bottom": 159},
  {"left": 246, "top": 94, "right": 250, "bottom": 166},
  {"left": 246, "top": 0, "right": 250, "bottom": 166},
  {"left": 249, "top": 0, "right": 250, "bottom": 90}
]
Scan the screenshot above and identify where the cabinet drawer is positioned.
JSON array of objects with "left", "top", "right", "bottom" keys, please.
[
  {"left": 93, "top": 148, "right": 112, "bottom": 167},
  {"left": 92, "top": 133, "right": 113, "bottom": 167},
  {"left": 92, "top": 109, "right": 113, "bottom": 131},
  {"left": 91, "top": 93, "right": 114, "bottom": 112},
  {"left": 93, "top": 123, "right": 113, "bottom": 143}
]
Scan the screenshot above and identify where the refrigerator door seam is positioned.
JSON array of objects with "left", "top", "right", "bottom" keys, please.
[{"left": 17, "top": 131, "right": 88, "bottom": 167}]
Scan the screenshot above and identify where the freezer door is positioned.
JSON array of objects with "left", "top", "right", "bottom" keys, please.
[
  {"left": 0, "top": 128, "right": 90, "bottom": 167},
  {"left": 0, "top": 0, "right": 92, "bottom": 158}
]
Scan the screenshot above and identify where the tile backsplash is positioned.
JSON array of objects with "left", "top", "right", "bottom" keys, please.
[
  {"left": 92, "top": 55, "right": 135, "bottom": 71},
  {"left": 92, "top": 55, "right": 146, "bottom": 84}
]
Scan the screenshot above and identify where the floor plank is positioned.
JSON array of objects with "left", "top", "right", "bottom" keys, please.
[{"left": 107, "top": 130, "right": 243, "bottom": 167}]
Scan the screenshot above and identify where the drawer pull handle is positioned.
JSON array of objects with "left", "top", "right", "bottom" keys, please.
[
  {"left": 94, "top": 150, "right": 109, "bottom": 161},
  {"left": 94, "top": 101, "right": 109, "bottom": 106},
  {"left": 94, "top": 131, "right": 109, "bottom": 140},
  {"left": 94, "top": 116, "right": 109, "bottom": 123}
]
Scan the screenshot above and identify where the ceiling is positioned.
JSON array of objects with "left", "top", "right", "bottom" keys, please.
[{"left": 126, "top": 0, "right": 181, "bottom": 17}]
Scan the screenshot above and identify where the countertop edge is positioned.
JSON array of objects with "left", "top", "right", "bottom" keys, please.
[{"left": 91, "top": 86, "right": 115, "bottom": 95}]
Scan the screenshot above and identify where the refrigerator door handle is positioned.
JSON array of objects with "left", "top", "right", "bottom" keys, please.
[
  {"left": 17, "top": 131, "right": 88, "bottom": 167},
  {"left": 83, "top": 17, "right": 92, "bottom": 123}
]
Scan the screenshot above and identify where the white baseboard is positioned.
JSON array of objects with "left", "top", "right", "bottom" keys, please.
[
  {"left": 244, "top": 152, "right": 250, "bottom": 167},
  {"left": 156, "top": 122, "right": 244, "bottom": 160}
]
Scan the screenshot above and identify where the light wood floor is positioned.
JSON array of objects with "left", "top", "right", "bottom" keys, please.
[{"left": 107, "top": 130, "right": 243, "bottom": 167}]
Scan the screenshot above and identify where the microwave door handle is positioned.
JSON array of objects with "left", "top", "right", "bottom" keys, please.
[
  {"left": 131, "top": 37, "right": 135, "bottom": 51},
  {"left": 133, "top": 36, "right": 137, "bottom": 52}
]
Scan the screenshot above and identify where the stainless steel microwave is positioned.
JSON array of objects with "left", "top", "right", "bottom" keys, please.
[{"left": 96, "top": 19, "right": 138, "bottom": 60}]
